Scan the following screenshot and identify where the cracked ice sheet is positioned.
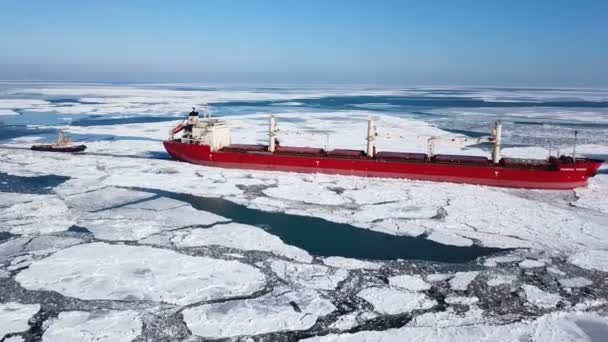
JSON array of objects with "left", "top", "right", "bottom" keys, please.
[
  {"left": 15, "top": 242, "right": 265, "bottom": 305},
  {"left": 0, "top": 302, "right": 40, "bottom": 338},
  {"left": 62, "top": 187, "right": 155, "bottom": 212},
  {"left": 183, "top": 287, "right": 335, "bottom": 338},
  {"left": 0, "top": 193, "right": 75, "bottom": 235},
  {"left": 357, "top": 287, "right": 435, "bottom": 315},
  {"left": 172, "top": 222, "right": 312, "bottom": 262},
  {"left": 42, "top": 310, "right": 142, "bottom": 342},
  {"left": 77, "top": 196, "right": 227, "bottom": 241}
]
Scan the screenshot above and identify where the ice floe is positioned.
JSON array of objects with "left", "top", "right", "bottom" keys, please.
[
  {"left": 449, "top": 271, "right": 479, "bottom": 291},
  {"left": 357, "top": 287, "right": 435, "bottom": 315},
  {"left": 568, "top": 249, "right": 608, "bottom": 272},
  {"left": 558, "top": 277, "right": 593, "bottom": 288},
  {"left": 522, "top": 285, "right": 563, "bottom": 309},
  {"left": 0, "top": 193, "right": 75, "bottom": 235},
  {"left": 0, "top": 302, "right": 40, "bottom": 339},
  {"left": 16, "top": 242, "right": 266, "bottom": 305},
  {"left": 388, "top": 274, "right": 431, "bottom": 291},
  {"left": 519, "top": 259, "right": 546, "bottom": 268},
  {"left": 182, "top": 287, "right": 335, "bottom": 338},
  {"left": 171, "top": 222, "right": 312, "bottom": 262},
  {"left": 75, "top": 194, "right": 228, "bottom": 241},
  {"left": 270, "top": 260, "right": 349, "bottom": 290},
  {"left": 322, "top": 256, "right": 382, "bottom": 270},
  {"left": 42, "top": 310, "right": 142, "bottom": 342}
]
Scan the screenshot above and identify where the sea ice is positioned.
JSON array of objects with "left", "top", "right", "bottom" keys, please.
[
  {"left": 388, "top": 274, "right": 431, "bottom": 291},
  {"left": 0, "top": 193, "right": 75, "bottom": 235},
  {"left": 449, "top": 271, "right": 479, "bottom": 291},
  {"left": 182, "top": 287, "right": 335, "bottom": 338},
  {"left": 568, "top": 249, "right": 608, "bottom": 272},
  {"left": 42, "top": 310, "right": 142, "bottom": 342},
  {"left": 77, "top": 197, "right": 227, "bottom": 241},
  {"left": 270, "top": 260, "right": 349, "bottom": 290},
  {"left": 519, "top": 259, "right": 546, "bottom": 268},
  {"left": 0, "top": 302, "right": 40, "bottom": 339},
  {"left": 533, "top": 313, "right": 608, "bottom": 342},
  {"left": 522, "top": 285, "right": 563, "bottom": 309},
  {"left": 357, "top": 287, "right": 435, "bottom": 315},
  {"left": 487, "top": 274, "right": 516, "bottom": 287},
  {"left": 16, "top": 242, "right": 266, "bottom": 305},
  {"left": 171, "top": 222, "right": 312, "bottom": 262},
  {"left": 62, "top": 186, "right": 155, "bottom": 212},
  {"left": 322, "top": 256, "right": 382, "bottom": 270},
  {"left": 302, "top": 319, "right": 532, "bottom": 342},
  {"left": 558, "top": 277, "right": 593, "bottom": 288}
]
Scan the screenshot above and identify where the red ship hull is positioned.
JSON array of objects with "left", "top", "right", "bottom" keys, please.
[{"left": 163, "top": 141, "right": 603, "bottom": 190}]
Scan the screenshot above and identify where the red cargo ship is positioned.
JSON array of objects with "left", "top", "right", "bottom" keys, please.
[{"left": 164, "top": 109, "right": 603, "bottom": 190}]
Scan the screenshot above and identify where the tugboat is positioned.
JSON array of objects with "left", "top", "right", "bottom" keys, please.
[
  {"left": 31, "top": 131, "right": 87, "bottom": 153},
  {"left": 164, "top": 108, "right": 603, "bottom": 190}
]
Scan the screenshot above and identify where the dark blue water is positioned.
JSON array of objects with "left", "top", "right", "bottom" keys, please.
[
  {"left": 0, "top": 172, "right": 70, "bottom": 194},
  {"left": 135, "top": 188, "right": 502, "bottom": 262}
]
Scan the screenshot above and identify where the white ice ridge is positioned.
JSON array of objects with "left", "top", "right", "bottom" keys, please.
[
  {"left": 0, "top": 302, "right": 40, "bottom": 339},
  {"left": 183, "top": 287, "right": 335, "bottom": 338},
  {"left": 171, "top": 222, "right": 312, "bottom": 262},
  {"left": 42, "top": 310, "right": 142, "bottom": 342},
  {"left": 16, "top": 242, "right": 266, "bottom": 305}
]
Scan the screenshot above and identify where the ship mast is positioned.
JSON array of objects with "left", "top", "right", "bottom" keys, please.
[
  {"left": 268, "top": 114, "right": 277, "bottom": 153},
  {"left": 491, "top": 120, "right": 502, "bottom": 164},
  {"left": 366, "top": 117, "right": 376, "bottom": 158}
]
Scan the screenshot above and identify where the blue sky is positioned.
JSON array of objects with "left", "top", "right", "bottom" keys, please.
[{"left": 0, "top": 0, "right": 606, "bottom": 86}]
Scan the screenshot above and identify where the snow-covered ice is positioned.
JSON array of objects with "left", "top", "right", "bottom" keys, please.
[
  {"left": 42, "top": 310, "right": 142, "bottom": 342},
  {"left": 0, "top": 302, "right": 40, "bottom": 339},
  {"left": 522, "top": 285, "right": 563, "bottom": 309},
  {"left": 16, "top": 242, "right": 266, "bottom": 305},
  {"left": 388, "top": 274, "right": 431, "bottom": 291},
  {"left": 0, "top": 193, "right": 75, "bottom": 235},
  {"left": 172, "top": 222, "right": 312, "bottom": 262},
  {"left": 322, "top": 256, "right": 382, "bottom": 270},
  {"left": 449, "top": 271, "right": 479, "bottom": 291},
  {"left": 357, "top": 287, "right": 435, "bottom": 315},
  {"left": 270, "top": 259, "right": 348, "bottom": 290},
  {"left": 183, "top": 287, "right": 335, "bottom": 338},
  {"left": 568, "top": 249, "right": 608, "bottom": 272}
]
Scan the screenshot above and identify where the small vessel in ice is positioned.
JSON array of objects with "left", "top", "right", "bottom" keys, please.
[
  {"left": 31, "top": 131, "right": 87, "bottom": 153},
  {"left": 164, "top": 108, "right": 603, "bottom": 190}
]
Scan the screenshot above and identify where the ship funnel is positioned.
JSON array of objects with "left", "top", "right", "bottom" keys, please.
[
  {"left": 269, "top": 114, "right": 277, "bottom": 153},
  {"left": 366, "top": 117, "right": 376, "bottom": 158},
  {"left": 491, "top": 120, "right": 502, "bottom": 164}
]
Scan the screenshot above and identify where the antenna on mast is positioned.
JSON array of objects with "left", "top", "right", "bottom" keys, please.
[{"left": 572, "top": 130, "right": 578, "bottom": 160}]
